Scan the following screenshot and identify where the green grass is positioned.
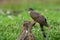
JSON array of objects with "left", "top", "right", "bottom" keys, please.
[{"left": 0, "top": 0, "right": 60, "bottom": 40}]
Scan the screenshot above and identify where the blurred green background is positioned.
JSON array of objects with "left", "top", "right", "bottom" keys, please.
[{"left": 0, "top": 0, "right": 60, "bottom": 40}]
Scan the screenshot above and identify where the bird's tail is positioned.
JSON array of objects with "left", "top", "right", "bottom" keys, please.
[{"left": 39, "top": 24, "right": 46, "bottom": 38}]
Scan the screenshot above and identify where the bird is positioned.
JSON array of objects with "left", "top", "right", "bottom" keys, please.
[{"left": 27, "top": 8, "right": 51, "bottom": 38}]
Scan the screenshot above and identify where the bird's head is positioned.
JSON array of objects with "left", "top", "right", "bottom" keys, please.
[
  {"left": 28, "top": 8, "right": 34, "bottom": 11},
  {"left": 27, "top": 8, "right": 34, "bottom": 13}
]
